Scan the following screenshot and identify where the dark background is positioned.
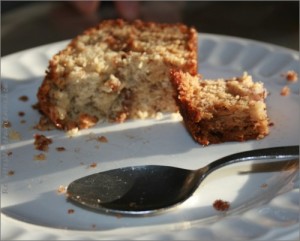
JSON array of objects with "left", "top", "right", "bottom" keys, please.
[{"left": 1, "top": 1, "right": 299, "bottom": 56}]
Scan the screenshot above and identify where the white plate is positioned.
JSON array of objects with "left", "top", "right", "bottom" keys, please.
[{"left": 1, "top": 33, "right": 299, "bottom": 240}]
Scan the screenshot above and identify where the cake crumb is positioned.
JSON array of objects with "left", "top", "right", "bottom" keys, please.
[
  {"left": 2, "top": 120, "right": 11, "bottom": 128},
  {"left": 34, "top": 134, "right": 53, "bottom": 151},
  {"left": 34, "top": 153, "right": 46, "bottom": 161},
  {"left": 213, "top": 199, "right": 230, "bottom": 211},
  {"left": 8, "top": 129, "right": 22, "bottom": 141},
  {"left": 280, "top": 86, "right": 290, "bottom": 96},
  {"left": 19, "top": 95, "right": 29, "bottom": 102},
  {"left": 18, "top": 111, "right": 25, "bottom": 117},
  {"left": 56, "top": 147, "right": 66, "bottom": 152},
  {"left": 87, "top": 133, "right": 108, "bottom": 143},
  {"left": 261, "top": 183, "right": 268, "bottom": 189},
  {"left": 98, "top": 136, "right": 108, "bottom": 143},
  {"left": 57, "top": 185, "right": 66, "bottom": 194},
  {"left": 89, "top": 162, "right": 97, "bottom": 168},
  {"left": 283, "top": 70, "right": 298, "bottom": 83},
  {"left": 268, "top": 122, "right": 275, "bottom": 127},
  {"left": 7, "top": 170, "right": 15, "bottom": 176},
  {"left": 67, "top": 209, "right": 75, "bottom": 214}
]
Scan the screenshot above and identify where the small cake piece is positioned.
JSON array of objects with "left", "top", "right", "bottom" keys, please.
[
  {"left": 280, "top": 86, "right": 290, "bottom": 96},
  {"left": 170, "top": 70, "right": 270, "bottom": 145},
  {"left": 284, "top": 70, "right": 298, "bottom": 83},
  {"left": 213, "top": 199, "right": 230, "bottom": 211},
  {"left": 37, "top": 19, "right": 197, "bottom": 131}
]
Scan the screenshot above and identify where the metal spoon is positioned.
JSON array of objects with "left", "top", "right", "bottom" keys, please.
[{"left": 67, "top": 145, "right": 298, "bottom": 215}]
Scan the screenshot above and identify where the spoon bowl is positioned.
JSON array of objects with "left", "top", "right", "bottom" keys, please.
[{"left": 67, "top": 146, "right": 299, "bottom": 215}]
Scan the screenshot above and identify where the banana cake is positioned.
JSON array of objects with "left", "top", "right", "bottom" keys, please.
[
  {"left": 37, "top": 19, "right": 197, "bottom": 130},
  {"left": 170, "top": 70, "right": 270, "bottom": 145}
]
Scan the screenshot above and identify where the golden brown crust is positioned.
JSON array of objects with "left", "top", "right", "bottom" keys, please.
[
  {"left": 37, "top": 19, "right": 197, "bottom": 130},
  {"left": 170, "top": 70, "right": 270, "bottom": 145}
]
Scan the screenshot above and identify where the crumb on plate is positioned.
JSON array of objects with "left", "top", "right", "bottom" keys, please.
[
  {"left": 57, "top": 185, "right": 66, "bottom": 194},
  {"left": 89, "top": 162, "right": 97, "bottom": 168},
  {"left": 18, "top": 111, "right": 25, "bottom": 117},
  {"left": 284, "top": 70, "right": 298, "bottom": 83},
  {"left": 280, "top": 86, "right": 290, "bottom": 96},
  {"left": 98, "top": 136, "right": 108, "bottom": 143},
  {"left": 56, "top": 147, "right": 66, "bottom": 152},
  {"left": 67, "top": 209, "right": 75, "bottom": 214},
  {"left": 19, "top": 95, "right": 29, "bottom": 102},
  {"left": 213, "top": 199, "right": 230, "bottom": 211},
  {"left": 34, "top": 134, "right": 53, "bottom": 151},
  {"left": 261, "top": 183, "right": 268, "bottom": 188},
  {"left": 7, "top": 170, "right": 15, "bottom": 176},
  {"left": 8, "top": 129, "right": 22, "bottom": 141},
  {"left": 34, "top": 153, "right": 47, "bottom": 161},
  {"left": 2, "top": 120, "right": 11, "bottom": 128}
]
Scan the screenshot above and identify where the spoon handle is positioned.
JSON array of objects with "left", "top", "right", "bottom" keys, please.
[{"left": 202, "top": 145, "right": 299, "bottom": 176}]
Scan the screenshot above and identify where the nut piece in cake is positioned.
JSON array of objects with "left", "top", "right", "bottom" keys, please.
[
  {"left": 170, "top": 70, "right": 270, "bottom": 145},
  {"left": 37, "top": 19, "right": 197, "bottom": 131}
]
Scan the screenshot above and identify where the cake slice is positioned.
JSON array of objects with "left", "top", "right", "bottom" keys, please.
[
  {"left": 170, "top": 70, "right": 270, "bottom": 145},
  {"left": 37, "top": 19, "right": 197, "bottom": 130}
]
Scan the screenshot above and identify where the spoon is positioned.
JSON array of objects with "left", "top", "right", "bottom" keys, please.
[{"left": 67, "top": 145, "right": 299, "bottom": 215}]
